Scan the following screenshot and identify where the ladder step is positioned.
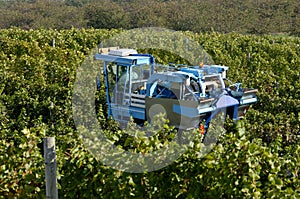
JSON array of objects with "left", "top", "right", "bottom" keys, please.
[
  {"left": 131, "top": 98, "right": 145, "bottom": 104},
  {"left": 131, "top": 103, "right": 146, "bottom": 108}
]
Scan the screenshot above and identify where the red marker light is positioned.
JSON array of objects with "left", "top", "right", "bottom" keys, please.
[{"left": 199, "top": 124, "right": 205, "bottom": 134}]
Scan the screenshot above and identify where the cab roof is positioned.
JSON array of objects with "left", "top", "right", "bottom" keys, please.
[{"left": 94, "top": 53, "right": 151, "bottom": 66}]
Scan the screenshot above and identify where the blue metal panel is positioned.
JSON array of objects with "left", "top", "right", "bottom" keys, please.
[
  {"left": 131, "top": 54, "right": 154, "bottom": 63},
  {"left": 103, "top": 62, "right": 112, "bottom": 118},
  {"left": 129, "top": 106, "right": 146, "bottom": 120},
  {"left": 173, "top": 104, "right": 199, "bottom": 118},
  {"left": 94, "top": 53, "right": 152, "bottom": 66},
  {"left": 135, "top": 57, "right": 151, "bottom": 65},
  {"left": 94, "top": 53, "right": 134, "bottom": 66},
  {"left": 216, "top": 95, "right": 239, "bottom": 109},
  {"left": 180, "top": 68, "right": 202, "bottom": 78},
  {"left": 232, "top": 104, "right": 239, "bottom": 121}
]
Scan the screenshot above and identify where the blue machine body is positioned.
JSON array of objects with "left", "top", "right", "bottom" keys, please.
[{"left": 94, "top": 48, "right": 258, "bottom": 140}]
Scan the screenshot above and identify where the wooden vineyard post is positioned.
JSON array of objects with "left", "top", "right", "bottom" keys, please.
[{"left": 44, "top": 137, "right": 58, "bottom": 199}]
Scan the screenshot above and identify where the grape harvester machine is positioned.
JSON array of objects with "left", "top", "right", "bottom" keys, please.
[{"left": 94, "top": 47, "right": 257, "bottom": 141}]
